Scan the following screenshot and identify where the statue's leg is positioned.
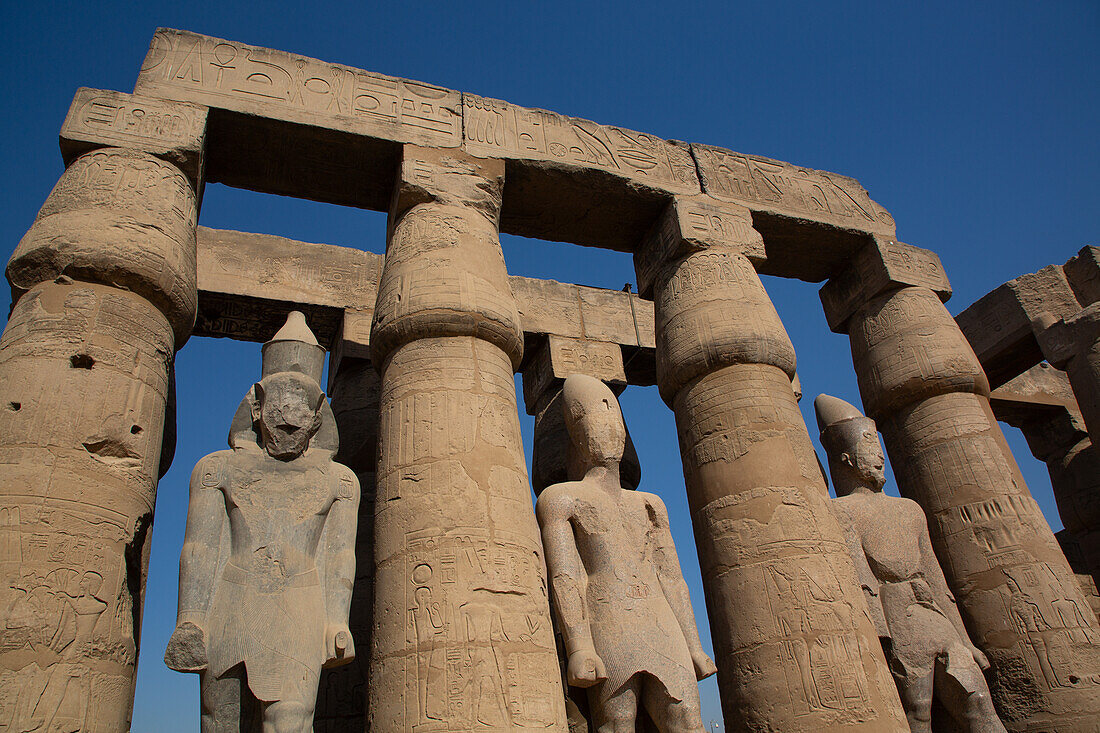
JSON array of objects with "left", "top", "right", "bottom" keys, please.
[
  {"left": 641, "top": 672, "right": 706, "bottom": 732},
  {"left": 934, "top": 646, "right": 1007, "bottom": 733},
  {"left": 589, "top": 674, "right": 642, "bottom": 733},
  {"left": 896, "top": 670, "right": 934, "bottom": 733},
  {"left": 200, "top": 667, "right": 247, "bottom": 733},
  {"left": 260, "top": 664, "right": 320, "bottom": 733}
]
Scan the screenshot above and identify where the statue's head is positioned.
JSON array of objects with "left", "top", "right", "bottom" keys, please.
[
  {"left": 815, "top": 394, "right": 886, "bottom": 496},
  {"left": 251, "top": 372, "right": 326, "bottom": 460},
  {"left": 561, "top": 374, "right": 626, "bottom": 475}
]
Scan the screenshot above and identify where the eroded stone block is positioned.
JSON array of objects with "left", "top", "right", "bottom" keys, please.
[
  {"left": 61, "top": 88, "right": 207, "bottom": 188},
  {"left": 820, "top": 237, "right": 951, "bottom": 333}
]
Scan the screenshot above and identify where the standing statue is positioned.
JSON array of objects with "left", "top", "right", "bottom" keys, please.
[
  {"left": 164, "top": 312, "right": 360, "bottom": 733},
  {"left": 815, "top": 393, "right": 1006, "bottom": 733},
  {"left": 537, "top": 374, "right": 717, "bottom": 732}
]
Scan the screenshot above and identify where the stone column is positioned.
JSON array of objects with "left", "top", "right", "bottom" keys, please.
[
  {"left": 637, "top": 197, "right": 905, "bottom": 732},
  {"left": 368, "top": 146, "right": 566, "bottom": 732},
  {"left": 315, "top": 338, "right": 381, "bottom": 732},
  {"left": 0, "top": 89, "right": 205, "bottom": 732},
  {"left": 1036, "top": 304, "right": 1100, "bottom": 450},
  {"left": 821, "top": 236, "right": 1100, "bottom": 732},
  {"left": 991, "top": 365, "right": 1100, "bottom": 592}
]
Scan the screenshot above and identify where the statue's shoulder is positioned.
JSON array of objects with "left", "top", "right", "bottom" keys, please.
[
  {"left": 331, "top": 462, "right": 359, "bottom": 498},
  {"left": 536, "top": 482, "right": 582, "bottom": 515},
  {"left": 191, "top": 450, "right": 234, "bottom": 487},
  {"left": 634, "top": 490, "right": 669, "bottom": 515}
]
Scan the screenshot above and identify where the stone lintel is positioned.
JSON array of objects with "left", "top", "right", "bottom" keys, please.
[
  {"left": 521, "top": 335, "right": 626, "bottom": 415},
  {"left": 60, "top": 87, "right": 207, "bottom": 190},
  {"left": 1034, "top": 302, "right": 1100, "bottom": 368},
  {"left": 1063, "top": 245, "right": 1100, "bottom": 307},
  {"left": 989, "top": 364, "right": 1086, "bottom": 462},
  {"left": 193, "top": 227, "right": 658, "bottom": 381},
  {"left": 635, "top": 196, "right": 764, "bottom": 297},
  {"left": 393, "top": 144, "right": 505, "bottom": 221},
  {"left": 133, "top": 28, "right": 894, "bottom": 258},
  {"left": 956, "top": 265, "right": 1079, "bottom": 387},
  {"left": 820, "top": 237, "right": 951, "bottom": 333},
  {"left": 692, "top": 142, "right": 897, "bottom": 240}
]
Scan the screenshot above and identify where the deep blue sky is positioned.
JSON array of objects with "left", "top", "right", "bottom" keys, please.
[{"left": 1, "top": 2, "right": 1097, "bottom": 730}]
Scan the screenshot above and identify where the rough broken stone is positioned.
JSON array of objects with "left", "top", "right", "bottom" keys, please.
[
  {"left": 818, "top": 394, "right": 1006, "bottom": 733},
  {"left": 164, "top": 312, "right": 360, "bottom": 732}
]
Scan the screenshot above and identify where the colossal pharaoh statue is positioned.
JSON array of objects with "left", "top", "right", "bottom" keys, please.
[
  {"left": 536, "top": 374, "right": 716, "bottom": 732},
  {"left": 163, "top": 312, "right": 360, "bottom": 732},
  {"left": 815, "top": 393, "right": 1006, "bottom": 733}
]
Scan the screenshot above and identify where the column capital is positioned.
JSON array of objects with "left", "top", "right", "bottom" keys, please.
[
  {"left": 820, "top": 236, "right": 951, "bottom": 333},
  {"left": 521, "top": 335, "right": 626, "bottom": 416},
  {"left": 635, "top": 195, "right": 764, "bottom": 297},
  {"left": 390, "top": 144, "right": 505, "bottom": 226},
  {"left": 60, "top": 88, "right": 207, "bottom": 193}
]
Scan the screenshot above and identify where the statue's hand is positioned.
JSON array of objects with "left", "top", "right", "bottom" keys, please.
[
  {"left": 692, "top": 650, "right": 717, "bottom": 680},
  {"left": 323, "top": 623, "right": 355, "bottom": 669},
  {"left": 566, "top": 648, "right": 607, "bottom": 688},
  {"left": 969, "top": 645, "right": 991, "bottom": 671},
  {"left": 164, "top": 622, "right": 208, "bottom": 672}
]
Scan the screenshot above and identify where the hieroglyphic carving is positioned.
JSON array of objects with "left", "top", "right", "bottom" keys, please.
[
  {"left": 692, "top": 143, "right": 896, "bottom": 237},
  {"left": 60, "top": 88, "right": 207, "bottom": 185},
  {"left": 136, "top": 29, "right": 461, "bottom": 149},
  {"left": 463, "top": 94, "right": 698, "bottom": 193}
]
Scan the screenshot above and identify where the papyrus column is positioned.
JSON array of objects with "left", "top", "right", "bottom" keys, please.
[
  {"left": 821, "top": 236, "right": 1100, "bottom": 732},
  {"left": 369, "top": 146, "right": 565, "bottom": 732},
  {"left": 637, "top": 197, "right": 905, "bottom": 732},
  {"left": 0, "top": 89, "right": 205, "bottom": 732},
  {"left": 316, "top": 346, "right": 380, "bottom": 733}
]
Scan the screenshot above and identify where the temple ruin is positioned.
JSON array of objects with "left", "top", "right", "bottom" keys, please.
[{"left": 0, "top": 28, "right": 1098, "bottom": 732}]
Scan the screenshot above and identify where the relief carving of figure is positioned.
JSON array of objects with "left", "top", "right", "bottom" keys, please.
[
  {"left": 164, "top": 312, "right": 359, "bottom": 733},
  {"left": 815, "top": 394, "right": 1006, "bottom": 733},
  {"left": 536, "top": 374, "right": 716, "bottom": 732}
]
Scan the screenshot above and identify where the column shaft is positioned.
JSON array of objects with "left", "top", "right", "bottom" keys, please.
[
  {"left": 368, "top": 148, "right": 565, "bottom": 732},
  {"left": 315, "top": 356, "right": 380, "bottom": 732},
  {"left": 649, "top": 243, "right": 904, "bottom": 732},
  {"left": 847, "top": 284, "right": 1100, "bottom": 731},
  {"left": 0, "top": 146, "right": 198, "bottom": 731}
]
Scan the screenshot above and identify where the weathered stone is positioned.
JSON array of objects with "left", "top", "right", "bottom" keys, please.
[
  {"left": 820, "top": 237, "right": 952, "bottom": 334},
  {"left": 537, "top": 374, "right": 716, "bottom": 731},
  {"left": 164, "top": 312, "right": 359, "bottom": 732},
  {"left": 955, "top": 265, "right": 1079, "bottom": 388},
  {"left": 1034, "top": 305, "right": 1100, "bottom": 447},
  {"left": 1062, "top": 246, "right": 1100, "bottom": 307},
  {"left": 0, "top": 280, "right": 174, "bottom": 733},
  {"left": 9, "top": 148, "right": 199, "bottom": 346},
  {"left": 315, "top": 356, "right": 380, "bottom": 733},
  {"left": 641, "top": 232, "right": 906, "bottom": 729},
  {"left": 829, "top": 250, "right": 1100, "bottom": 730},
  {"left": 818, "top": 394, "right": 1006, "bottom": 733},
  {"left": 60, "top": 88, "right": 207, "bottom": 189},
  {"left": 368, "top": 146, "right": 565, "bottom": 732},
  {"left": 691, "top": 143, "right": 896, "bottom": 241}
]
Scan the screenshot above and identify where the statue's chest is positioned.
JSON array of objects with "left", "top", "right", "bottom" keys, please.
[
  {"left": 573, "top": 495, "right": 651, "bottom": 553},
  {"left": 222, "top": 462, "right": 332, "bottom": 522}
]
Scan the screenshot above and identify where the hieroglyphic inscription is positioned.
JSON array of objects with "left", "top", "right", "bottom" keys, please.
[
  {"left": 136, "top": 29, "right": 460, "bottom": 148},
  {"left": 522, "top": 336, "right": 625, "bottom": 411},
  {"left": 60, "top": 88, "right": 206, "bottom": 184},
  {"left": 403, "top": 529, "right": 559, "bottom": 731},
  {"left": 692, "top": 143, "right": 895, "bottom": 236},
  {"left": 463, "top": 94, "right": 698, "bottom": 192}
]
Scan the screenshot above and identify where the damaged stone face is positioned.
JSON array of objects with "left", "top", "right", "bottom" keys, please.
[{"left": 164, "top": 312, "right": 360, "bottom": 733}]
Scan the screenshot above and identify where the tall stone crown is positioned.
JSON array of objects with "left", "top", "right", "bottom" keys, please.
[
  {"left": 261, "top": 311, "right": 325, "bottom": 385},
  {"left": 814, "top": 393, "right": 875, "bottom": 453}
]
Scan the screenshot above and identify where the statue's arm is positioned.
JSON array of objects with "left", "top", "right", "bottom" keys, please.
[
  {"left": 176, "top": 453, "right": 228, "bottom": 626},
  {"left": 536, "top": 489, "right": 593, "bottom": 657},
  {"left": 645, "top": 493, "right": 716, "bottom": 678},
  {"left": 322, "top": 466, "right": 360, "bottom": 667},
  {"left": 918, "top": 516, "right": 988, "bottom": 666},
  {"left": 165, "top": 453, "right": 228, "bottom": 672}
]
